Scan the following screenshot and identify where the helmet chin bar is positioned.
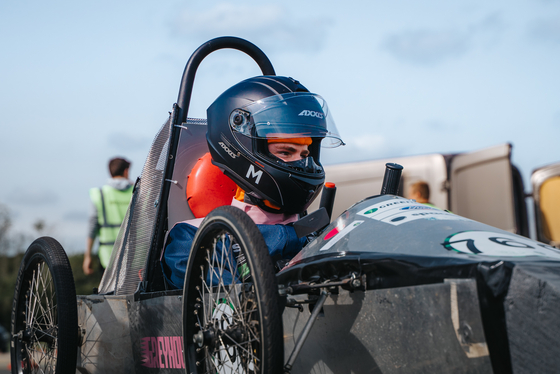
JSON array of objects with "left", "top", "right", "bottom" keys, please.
[{"left": 271, "top": 155, "right": 323, "bottom": 174}]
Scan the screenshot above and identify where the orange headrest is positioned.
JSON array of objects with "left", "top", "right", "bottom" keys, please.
[{"left": 186, "top": 153, "right": 237, "bottom": 218}]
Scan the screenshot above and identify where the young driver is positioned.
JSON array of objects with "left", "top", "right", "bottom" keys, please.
[{"left": 161, "top": 76, "right": 344, "bottom": 289}]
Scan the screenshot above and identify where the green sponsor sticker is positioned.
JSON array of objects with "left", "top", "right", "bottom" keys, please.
[{"left": 239, "top": 263, "right": 250, "bottom": 278}]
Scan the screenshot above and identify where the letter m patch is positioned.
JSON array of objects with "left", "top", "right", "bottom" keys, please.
[{"left": 246, "top": 165, "right": 263, "bottom": 184}]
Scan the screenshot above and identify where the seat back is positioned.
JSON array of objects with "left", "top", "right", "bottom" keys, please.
[{"left": 187, "top": 153, "right": 237, "bottom": 218}]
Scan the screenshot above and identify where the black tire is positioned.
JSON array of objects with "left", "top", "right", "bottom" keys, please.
[
  {"left": 11, "top": 237, "right": 78, "bottom": 374},
  {"left": 182, "top": 206, "right": 283, "bottom": 374}
]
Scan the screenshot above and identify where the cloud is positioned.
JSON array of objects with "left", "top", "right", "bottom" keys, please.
[
  {"left": 171, "top": 3, "right": 333, "bottom": 53},
  {"left": 107, "top": 132, "right": 152, "bottom": 152},
  {"left": 7, "top": 188, "right": 59, "bottom": 206},
  {"left": 424, "top": 119, "right": 454, "bottom": 132},
  {"left": 469, "top": 12, "right": 505, "bottom": 47},
  {"left": 382, "top": 29, "right": 469, "bottom": 65},
  {"left": 382, "top": 13, "right": 504, "bottom": 65},
  {"left": 528, "top": 16, "right": 560, "bottom": 44}
]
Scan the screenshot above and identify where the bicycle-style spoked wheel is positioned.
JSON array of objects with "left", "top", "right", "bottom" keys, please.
[
  {"left": 11, "top": 237, "right": 78, "bottom": 374},
  {"left": 182, "top": 206, "right": 283, "bottom": 374}
]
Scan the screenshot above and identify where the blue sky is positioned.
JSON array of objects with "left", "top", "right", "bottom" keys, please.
[{"left": 1, "top": 1, "right": 559, "bottom": 253}]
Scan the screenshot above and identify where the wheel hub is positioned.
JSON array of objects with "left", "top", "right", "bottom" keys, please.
[
  {"left": 193, "top": 328, "right": 215, "bottom": 348},
  {"left": 193, "top": 324, "right": 244, "bottom": 349}
]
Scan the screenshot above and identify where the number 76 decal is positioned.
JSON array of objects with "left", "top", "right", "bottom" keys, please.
[{"left": 443, "top": 231, "right": 560, "bottom": 259}]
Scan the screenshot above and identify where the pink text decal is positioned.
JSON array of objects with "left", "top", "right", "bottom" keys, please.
[{"left": 141, "top": 336, "right": 185, "bottom": 369}]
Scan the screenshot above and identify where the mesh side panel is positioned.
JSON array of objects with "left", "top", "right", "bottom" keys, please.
[
  {"left": 167, "top": 118, "right": 209, "bottom": 227},
  {"left": 99, "top": 117, "right": 172, "bottom": 295}
]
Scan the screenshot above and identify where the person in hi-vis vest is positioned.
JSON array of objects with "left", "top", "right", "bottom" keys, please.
[{"left": 83, "top": 157, "right": 133, "bottom": 275}]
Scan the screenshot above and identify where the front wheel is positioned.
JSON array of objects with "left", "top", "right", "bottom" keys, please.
[
  {"left": 11, "top": 237, "right": 78, "bottom": 374},
  {"left": 182, "top": 206, "right": 283, "bottom": 374}
]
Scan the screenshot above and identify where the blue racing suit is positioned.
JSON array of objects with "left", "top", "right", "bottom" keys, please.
[{"left": 161, "top": 222, "right": 306, "bottom": 289}]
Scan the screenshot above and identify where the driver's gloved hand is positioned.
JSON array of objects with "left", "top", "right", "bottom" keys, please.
[{"left": 256, "top": 224, "right": 307, "bottom": 262}]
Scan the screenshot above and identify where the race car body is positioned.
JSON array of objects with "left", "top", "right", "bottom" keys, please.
[{"left": 280, "top": 195, "right": 560, "bottom": 373}]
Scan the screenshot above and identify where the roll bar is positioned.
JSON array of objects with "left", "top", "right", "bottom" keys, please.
[
  {"left": 146, "top": 37, "right": 276, "bottom": 288},
  {"left": 176, "top": 36, "right": 276, "bottom": 124}
]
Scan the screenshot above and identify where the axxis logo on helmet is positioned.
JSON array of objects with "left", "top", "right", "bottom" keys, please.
[
  {"left": 298, "top": 110, "right": 324, "bottom": 119},
  {"left": 219, "top": 142, "right": 240, "bottom": 159}
]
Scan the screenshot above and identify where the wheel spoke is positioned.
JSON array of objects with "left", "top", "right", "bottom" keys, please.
[
  {"left": 218, "top": 334, "right": 238, "bottom": 369},
  {"left": 223, "top": 241, "right": 247, "bottom": 324},
  {"left": 221, "top": 330, "right": 260, "bottom": 362},
  {"left": 198, "top": 241, "right": 262, "bottom": 374},
  {"left": 215, "top": 234, "right": 228, "bottom": 297},
  {"left": 21, "top": 262, "right": 59, "bottom": 373},
  {"left": 37, "top": 264, "right": 55, "bottom": 326}
]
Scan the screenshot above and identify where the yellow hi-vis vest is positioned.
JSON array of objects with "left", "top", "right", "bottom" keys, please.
[{"left": 89, "top": 185, "right": 133, "bottom": 268}]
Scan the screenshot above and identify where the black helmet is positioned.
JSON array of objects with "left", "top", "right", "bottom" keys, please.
[{"left": 207, "top": 76, "right": 343, "bottom": 214}]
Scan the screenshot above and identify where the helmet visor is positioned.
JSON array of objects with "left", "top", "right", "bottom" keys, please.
[{"left": 229, "top": 93, "right": 344, "bottom": 148}]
